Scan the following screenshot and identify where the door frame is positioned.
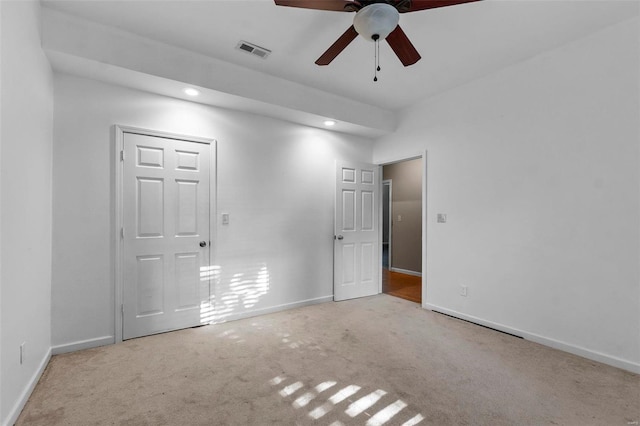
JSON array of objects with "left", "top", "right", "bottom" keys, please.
[
  {"left": 377, "top": 151, "right": 427, "bottom": 306},
  {"left": 113, "top": 125, "right": 217, "bottom": 343},
  {"left": 382, "top": 179, "right": 393, "bottom": 270}
]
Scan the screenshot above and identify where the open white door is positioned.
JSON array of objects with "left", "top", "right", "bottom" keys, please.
[
  {"left": 334, "top": 161, "right": 380, "bottom": 301},
  {"left": 122, "top": 132, "right": 210, "bottom": 340}
]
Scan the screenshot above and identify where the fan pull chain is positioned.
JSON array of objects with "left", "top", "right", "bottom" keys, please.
[{"left": 373, "top": 36, "right": 380, "bottom": 82}]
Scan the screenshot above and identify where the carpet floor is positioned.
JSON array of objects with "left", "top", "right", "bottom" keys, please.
[{"left": 17, "top": 295, "right": 639, "bottom": 425}]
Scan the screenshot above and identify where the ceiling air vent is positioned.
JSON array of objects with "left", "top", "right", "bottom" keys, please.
[{"left": 236, "top": 41, "right": 271, "bottom": 59}]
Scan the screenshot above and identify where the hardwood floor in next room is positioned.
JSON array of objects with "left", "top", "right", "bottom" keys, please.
[{"left": 382, "top": 268, "right": 421, "bottom": 304}]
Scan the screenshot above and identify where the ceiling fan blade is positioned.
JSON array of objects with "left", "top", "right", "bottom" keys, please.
[
  {"left": 274, "top": 0, "right": 359, "bottom": 12},
  {"left": 386, "top": 25, "right": 421, "bottom": 66},
  {"left": 400, "top": 0, "right": 482, "bottom": 12},
  {"left": 315, "top": 25, "right": 359, "bottom": 65}
]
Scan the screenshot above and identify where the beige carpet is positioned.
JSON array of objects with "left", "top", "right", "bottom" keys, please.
[{"left": 18, "top": 295, "right": 639, "bottom": 425}]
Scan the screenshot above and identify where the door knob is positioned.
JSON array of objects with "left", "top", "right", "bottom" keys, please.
[
  {"left": 199, "top": 241, "right": 207, "bottom": 247},
  {"left": 336, "top": 235, "right": 344, "bottom": 240}
]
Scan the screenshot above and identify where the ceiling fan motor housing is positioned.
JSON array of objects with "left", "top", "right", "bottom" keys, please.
[{"left": 353, "top": 3, "right": 400, "bottom": 41}]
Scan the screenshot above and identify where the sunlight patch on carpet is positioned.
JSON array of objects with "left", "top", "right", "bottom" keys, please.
[{"left": 270, "top": 376, "right": 424, "bottom": 425}]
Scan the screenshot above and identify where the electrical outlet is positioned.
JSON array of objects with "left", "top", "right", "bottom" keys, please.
[
  {"left": 20, "top": 342, "right": 26, "bottom": 364},
  {"left": 397, "top": 215, "right": 402, "bottom": 222},
  {"left": 460, "top": 286, "right": 468, "bottom": 297}
]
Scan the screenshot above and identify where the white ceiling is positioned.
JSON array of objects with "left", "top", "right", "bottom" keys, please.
[{"left": 42, "top": 0, "right": 638, "bottom": 112}]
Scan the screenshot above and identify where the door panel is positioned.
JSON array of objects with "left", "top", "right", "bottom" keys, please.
[
  {"left": 342, "top": 190, "right": 356, "bottom": 231},
  {"left": 361, "top": 243, "right": 374, "bottom": 282},
  {"left": 342, "top": 243, "right": 356, "bottom": 286},
  {"left": 175, "top": 252, "right": 200, "bottom": 310},
  {"left": 334, "top": 161, "right": 380, "bottom": 301},
  {"left": 137, "top": 146, "right": 163, "bottom": 168},
  {"left": 176, "top": 150, "right": 199, "bottom": 170},
  {"left": 362, "top": 191, "right": 374, "bottom": 230},
  {"left": 136, "top": 255, "right": 164, "bottom": 317},
  {"left": 176, "top": 180, "right": 199, "bottom": 235},
  {"left": 137, "top": 178, "right": 164, "bottom": 237},
  {"left": 123, "top": 132, "right": 210, "bottom": 340}
]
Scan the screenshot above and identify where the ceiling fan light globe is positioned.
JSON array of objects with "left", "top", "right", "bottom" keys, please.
[{"left": 353, "top": 3, "right": 400, "bottom": 41}]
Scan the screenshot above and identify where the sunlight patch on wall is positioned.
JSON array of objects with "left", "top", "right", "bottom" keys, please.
[{"left": 199, "top": 263, "right": 270, "bottom": 324}]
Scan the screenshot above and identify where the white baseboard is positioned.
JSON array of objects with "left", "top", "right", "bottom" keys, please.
[
  {"left": 424, "top": 303, "right": 640, "bottom": 374},
  {"left": 51, "top": 336, "right": 114, "bottom": 355},
  {"left": 390, "top": 267, "right": 422, "bottom": 277},
  {"left": 53, "top": 297, "right": 332, "bottom": 353},
  {"left": 4, "top": 347, "right": 52, "bottom": 426},
  {"left": 210, "top": 295, "right": 333, "bottom": 324}
]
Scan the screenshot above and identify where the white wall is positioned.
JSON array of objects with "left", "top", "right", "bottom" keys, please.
[
  {"left": 374, "top": 17, "right": 640, "bottom": 372},
  {"left": 0, "top": 1, "right": 54, "bottom": 425},
  {"left": 51, "top": 74, "right": 373, "bottom": 350}
]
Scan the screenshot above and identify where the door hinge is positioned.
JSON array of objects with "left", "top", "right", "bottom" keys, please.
[
  {"left": 121, "top": 227, "right": 124, "bottom": 239},
  {"left": 121, "top": 304, "right": 124, "bottom": 315},
  {"left": 120, "top": 150, "right": 125, "bottom": 161}
]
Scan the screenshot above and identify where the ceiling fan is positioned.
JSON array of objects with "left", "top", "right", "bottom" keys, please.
[{"left": 274, "top": 0, "right": 482, "bottom": 68}]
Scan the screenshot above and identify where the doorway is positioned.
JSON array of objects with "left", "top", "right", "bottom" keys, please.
[{"left": 381, "top": 158, "right": 423, "bottom": 304}]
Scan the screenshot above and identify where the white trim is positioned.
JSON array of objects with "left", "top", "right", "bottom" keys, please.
[
  {"left": 425, "top": 303, "right": 640, "bottom": 374},
  {"left": 212, "top": 296, "right": 333, "bottom": 324},
  {"left": 208, "top": 138, "right": 218, "bottom": 320},
  {"left": 3, "top": 348, "right": 52, "bottom": 426},
  {"left": 382, "top": 179, "right": 392, "bottom": 271},
  {"left": 377, "top": 173, "right": 383, "bottom": 294},
  {"left": 421, "top": 151, "right": 428, "bottom": 309},
  {"left": 113, "top": 125, "right": 216, "bottom": 343},
  {"left": 51, "top": 336, "right": 115, "bottom": 355},
  {"left": 389, "top": 267, "right": 422, "bottom": 277},
  {"left": 376, "top": 153, "right": 428, "bottom": 305},
  {"left": 377, "top": 153, "right": 423, "bottom": 165},
  {"left": 114, "top": 126, "right": 124, "bottom": 343},
  {"left": 115, "top": 125, "right": 215, "bottom": 145}
]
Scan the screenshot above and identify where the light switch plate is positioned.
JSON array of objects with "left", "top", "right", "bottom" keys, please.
[
  {"left": 222, "top": 213, "right": 229, "bottom": 225},
  {"left": 437, "top": 214, "right": 447, "bottom": 223}
]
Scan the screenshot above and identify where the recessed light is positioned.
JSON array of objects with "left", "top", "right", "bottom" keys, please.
[
  {"left": 184, "top": 88, "right": 199, "bottom": 97},
  {"left": 324, "top": 120, "right": 336, "bottom": 127}
]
